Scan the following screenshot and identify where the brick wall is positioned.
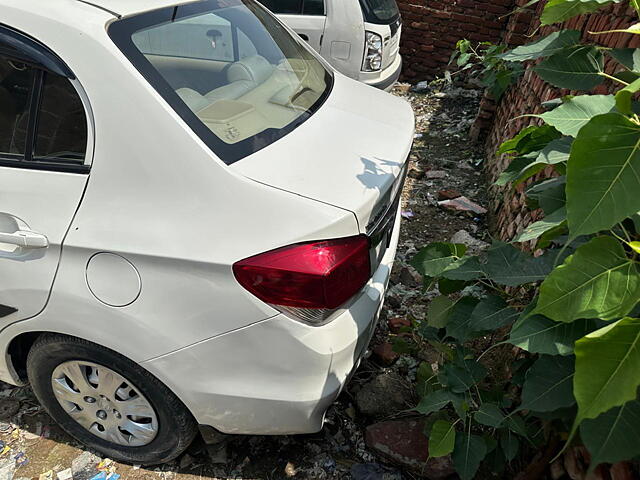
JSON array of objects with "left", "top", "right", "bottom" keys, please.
[
  {"left": 397, "top": 0, "right": 517, "bottom": 80},
  {"left": 476, "top": 1, "right": 640, "bottom": 241}
]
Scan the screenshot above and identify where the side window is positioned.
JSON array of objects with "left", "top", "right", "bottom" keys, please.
[
  {"left": 0, "top": 55, "right": 87, "bottom": 167},
  {"left": 261, "top": 0, "right": 303, "bottom": 14},
  {"left": 35, "top": 72, "right": 88, "bottom": 162},
  {"left": 302, "top": 0, "right": 325, "bottom": 15},
  {"left": 0, "top": 57, "right": 34, "bottom": 157},
  {"left": 134, "top": 14, "right": 235, "bottom": 62}
]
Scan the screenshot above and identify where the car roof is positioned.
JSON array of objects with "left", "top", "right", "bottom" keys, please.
[{"left": 79, "top": 0, "right": 201, "bottom": 16}]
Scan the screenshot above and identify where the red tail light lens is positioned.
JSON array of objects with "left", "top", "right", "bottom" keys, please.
[{"left": 233, "top": 235, "right": 371, "bottom": 313}]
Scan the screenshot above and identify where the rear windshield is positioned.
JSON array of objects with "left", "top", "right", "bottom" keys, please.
[
  {"left": 109, "top": 0, "right": 332, "bottom": 165},
  {"left": 359, "top": 0, "right": 400, "bottom": 24}
]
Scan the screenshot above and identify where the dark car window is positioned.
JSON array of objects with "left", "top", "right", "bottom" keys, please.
[
  {"left": 302, "top": 0, "right": 325, "bottom": 15},
  {"left": 0, "top": 55, "right": 87, "bottom": 166},
  {"left": 261, "top": 0, "right": 324, "bottom": 15},
  {"left": 0, "top": 57, "right": 34, "bottom": 157},
  {"left": 34, "top": 72, "right": 88, "bottom": 162},
  {"left": 261, "top": 0, "right": 302, "bottom": 14}
]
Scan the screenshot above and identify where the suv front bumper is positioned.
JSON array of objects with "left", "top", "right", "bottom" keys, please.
[{"left": 142, "top": 206, "right": 402, "bottom": 435}]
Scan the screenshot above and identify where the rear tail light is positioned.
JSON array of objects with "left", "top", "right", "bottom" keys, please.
[{"left": 233, "top": 235, "right": 371, "bottom": 325}]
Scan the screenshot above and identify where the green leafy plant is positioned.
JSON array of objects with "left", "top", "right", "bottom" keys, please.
[
  {"left": 408, "top": 0, "right": 640, "bottom": 477},
  {"left": 448, "top": 40, "right": 524, "bottom": 100}
]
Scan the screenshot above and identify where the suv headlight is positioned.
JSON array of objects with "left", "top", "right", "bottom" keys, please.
[{"left": 363, "top": 31, "right": 383, "bottom": 72}]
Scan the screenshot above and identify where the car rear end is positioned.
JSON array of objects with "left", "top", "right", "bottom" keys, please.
[
  {"left": 105, "top": 0, "right": 414, "bottom": 434},
  {"left": 144, "top": 164, "right": 408, "bottom": 434}
]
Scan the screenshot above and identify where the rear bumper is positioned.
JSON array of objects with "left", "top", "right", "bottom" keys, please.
[
  {"left": 359, "top": 55, "right": 402, "bottom": 91},
  {"left": 142, "top": 206, "right": 402, "bottom": 435}
]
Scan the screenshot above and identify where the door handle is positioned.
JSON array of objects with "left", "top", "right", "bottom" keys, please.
[{"left": 0, "top": 230, "right": 48, "bottom": 249}]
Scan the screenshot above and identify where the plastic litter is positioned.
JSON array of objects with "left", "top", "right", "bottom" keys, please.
[
  {"left": 57, "top": 468, "right": 73, "bottom": 480},
  {"left": 89, "top": 472, "right": 120, "bottom": 480},
  {"left": 401, "top": 210, "right": 414, "bottom": 220},
  {"left": 14, "top": 452, "right": 28, "bottom": 467},
  {"left": 39, "top": 469, "right": 54, "bottom": 480}
]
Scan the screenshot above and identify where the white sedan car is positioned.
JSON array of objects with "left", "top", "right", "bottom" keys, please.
[{"left": 0, "top": 0, "right": 413, "bottom": 464}]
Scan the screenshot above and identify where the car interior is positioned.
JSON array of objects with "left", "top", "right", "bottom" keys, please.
[{"left": 132, "top": 6, "right": 328, "bottom": 145}]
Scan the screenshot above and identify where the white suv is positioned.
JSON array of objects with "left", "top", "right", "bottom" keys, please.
[
  {"left": 261, "top": 0, "right": 403, "bottom": 90},
  {"left": 0, "top": 0, "right": 413, "bottom": 465}
]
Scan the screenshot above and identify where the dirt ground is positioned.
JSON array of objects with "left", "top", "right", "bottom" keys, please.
[{"left": 0, "top": 82, "right": 489, "bottom": 480}]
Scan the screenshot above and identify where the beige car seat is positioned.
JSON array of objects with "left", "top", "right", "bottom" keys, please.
[{"left": 176, "top": 55, "right": 273, "bottom": 111}]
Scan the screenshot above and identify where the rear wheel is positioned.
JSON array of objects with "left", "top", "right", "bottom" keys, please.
[{"left": 27, "top": 334, "right": 197, "bottom": 464}]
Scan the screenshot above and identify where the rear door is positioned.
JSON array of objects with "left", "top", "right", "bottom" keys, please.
[
  {"left": 0, "top": 26, "right": 90, "bottom": 324},
  {"left": 262, "top": 0, "right": 327, "bottom": 52}
]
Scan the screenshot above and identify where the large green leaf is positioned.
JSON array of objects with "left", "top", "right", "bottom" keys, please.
[
  {"left": 532, "top": 236, "right": 640, "bottom": 322},
  {"left": 452, "top": 433, "right": 487, "bottom": 480},
  {"left": 446, "top": 297, "right": 481, "bottom": 341},
  {"left": 499, "top": 139, "right": 571, "bottom": 187},
  {"left": 573, "top": 318, "right": 640, "bottom": 431},
  {"left": 447, "top": 296, "right": 517, "bottom": 341},
  {"left": 508, "top": 315, "right": 599, "bottom": 355},
  {"left": 428, "top": 296, "right": 456, "bottom": 328},
  {"left": 482, "top": 242, "right": 559, "bottom": 286},
  {"left": 520, "top": 355, "right": 575, "bottom": 412},
  {"left": 514, "top": 207, "right": 566, "bottom": 243},
  {"left": 616, "top": 77, "right": 640, "bottom": 115},
  {"left": 468, "top": 295, "right": 519, "bottom": 332},
  {"left": 495, "top": 155, "right": 537, "bottom": 187},
  {"left": 497, "top": 125, "right": 561, "bottom": 156},
  {"left": 411, "top": 243, "right": 467, "bottom": 278},
  {"left": 415, "top": 390, "right": 461, "bottom": 415},
  {"left": 526, "top": 176, "right": 566, "bottom": 214},
  {"left": 438, "top": 277, "right": 468, "bottom": 295},
  {"left": 474, "top": 403, "right": 505, "bottom": 428},
  {"left": 499, "top": 30, "right": 581, "bottom": 62},
  {"left": 441, "top": 256, "right": 485, "bottom": 281},
  {"left": 537, "top": 95, "right": 615, "bottom": 137},
  {"left": 608, "top": 48, "right": 640, "bottom": 70},
  {"left": 541, "top": 0, "right": 620, "bottom": 25},
  {"left": 442, "top": 360, "right": 487, "bottom": 393},
  {"left": 500, "top": 430, "right": 520, "bottom": 462},
  {"left": 580, "top": 400, "right": 640, "bottom": 467},
  {"left": 567, "top": 113, "right": 640, "bottom": 237},
  {"left": 534, "top": 46, "right": 604, "bottom": 90},
  {"left": 429, "top": 420, "right": 457, "bottom": 458},
  {"left": 538, "top": 137, "right": 573, "bottom": 164}
]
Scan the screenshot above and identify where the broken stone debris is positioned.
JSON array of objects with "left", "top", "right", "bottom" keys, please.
[
  {"left": 437, "top": 189, "right": 461, "bottom": 200},
  {"left": 438, "top": 195, "right": 487, "bottom": 215},
  {"left": 424, "top": 170, "right": 447, "bottom": 179},
  {"left": 355, "top": 372, "right": 407, "bottom": 417},
  {"left": 450, "top": 229, "right": 490, "bottom": 254},
  {"left": 387, "top": 317, "right": 410, "bottom": 334},
  {"left": 371, "top": 343, "right": 399, "bottom": 367},
  {"left": 365, "top": 419, "right": 455, "bottom": 479}
]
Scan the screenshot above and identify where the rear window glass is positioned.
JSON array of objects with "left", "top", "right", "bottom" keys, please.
[
  {"left": 359, "top": 0, "right": 400, "bottom": 24},
  {"left": 109, "top": 0, "right": 332, "bottom": 165}
]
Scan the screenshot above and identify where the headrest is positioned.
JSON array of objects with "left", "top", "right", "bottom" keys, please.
[{"left": 227, "top": 55, "right": 273, "bottom": 85}]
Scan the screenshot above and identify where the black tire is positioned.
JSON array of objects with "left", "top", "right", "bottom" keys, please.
[{"left": 27, "top": 333, "right": 198, "bottom": 465}]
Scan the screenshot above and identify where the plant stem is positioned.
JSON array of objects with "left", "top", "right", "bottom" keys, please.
[{"left": 599, "top": 71, "right": 629, "bottom": 86}]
